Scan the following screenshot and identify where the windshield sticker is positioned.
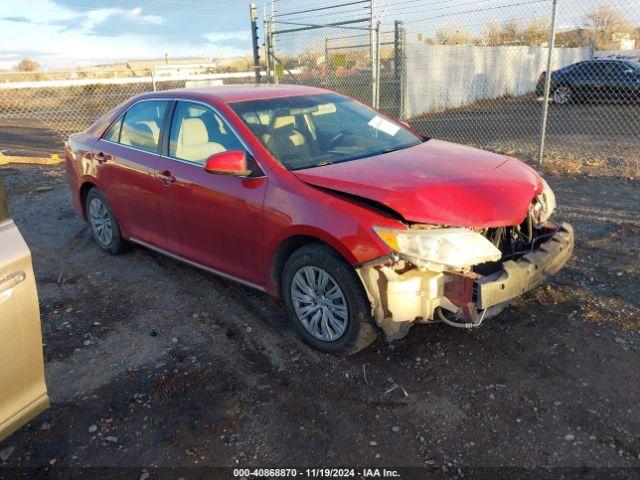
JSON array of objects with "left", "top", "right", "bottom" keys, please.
[{"left": 368, "top": 115, "right": 401, "bottom": 136}]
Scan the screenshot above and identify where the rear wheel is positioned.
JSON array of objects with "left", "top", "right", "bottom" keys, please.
[
  {"left": 553, "top": 86, "right": 572, "bottom": 104},
  {"left": 85, "top": 188, "right": 128, "bottom": 255},
  {"left": 282, "top": 243, "right": 378, "bottom": 355}
]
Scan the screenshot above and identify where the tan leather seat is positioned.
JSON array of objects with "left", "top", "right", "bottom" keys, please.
[
  {"left": 175, "top": 117, "right": 225, "bottom": 163},
  {"left": 264, "top": 115, "right": 311, "bottom": 162}
]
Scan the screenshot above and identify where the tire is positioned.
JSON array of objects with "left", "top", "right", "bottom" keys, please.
[
  {"left": 553, "top": 86, "right": 572, "bottom": 105},
  {"left": 282, "top": 243, "right": 379, "bottom": 355},
  {"left": 85, "top": 188, "right": 128, "bottom": 255}
]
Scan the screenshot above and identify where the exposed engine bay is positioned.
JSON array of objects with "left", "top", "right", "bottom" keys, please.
[{"left": 356, "top": 191, "right": 574, "bottom": 340}]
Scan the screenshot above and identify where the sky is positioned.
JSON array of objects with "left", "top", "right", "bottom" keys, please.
[
  {"left": 0, "top": 0, "right": 254, "bottom": 69},
  {"left": 1, "top": 0, "right": 637, "bottom": 70}
]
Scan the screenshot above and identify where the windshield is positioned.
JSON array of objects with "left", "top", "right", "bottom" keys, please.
[{"left": 229, "top": 93, "right": 423, "bottom": 171}]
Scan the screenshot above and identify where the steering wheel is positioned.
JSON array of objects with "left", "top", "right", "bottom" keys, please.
[{"left": 327, "top": 130, "right": 350, "bottom": 149}]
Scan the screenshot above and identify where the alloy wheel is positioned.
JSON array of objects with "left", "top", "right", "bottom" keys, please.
[
  {"left": 290, "top": 266, "right": 348, "bottom": 341},
  {"left": 88, "top": 197, "right": 113, "bottom": 246},
  {"left": 553, "top": 87, "right": 571, "bottom": 104}
]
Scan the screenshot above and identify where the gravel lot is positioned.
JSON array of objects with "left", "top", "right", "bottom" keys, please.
[{"left": 0, "top": 161, "right": 638, "bottom": 477}]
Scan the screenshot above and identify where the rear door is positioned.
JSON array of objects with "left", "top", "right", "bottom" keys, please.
[
  {"left": 0, "top": 176, "right": 49, "bottom": 442},
  {"left": 94, "top": 99, "right": 170, "bottom": 248}
]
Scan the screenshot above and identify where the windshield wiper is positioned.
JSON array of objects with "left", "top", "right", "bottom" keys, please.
[
  {"left": 289, "top": 141, "right": 423, "bottom": 171},
  {"left": 335, "top": 141, "right": 422, "bottom": 164}
]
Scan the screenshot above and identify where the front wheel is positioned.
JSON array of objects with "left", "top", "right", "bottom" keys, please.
[
  {"left": 553, "top": 86, "right": 572, "bottom": 105},
  {"left": 282, "top": 244, "right": 378, "bottom": 355}
]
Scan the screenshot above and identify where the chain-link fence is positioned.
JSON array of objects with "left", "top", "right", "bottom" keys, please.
[
  {"left": 264, "top": 0, "right": 640, "bottom": 177},
  {"left": 0, "top": 67, "right": 260, "bottom": 155}
]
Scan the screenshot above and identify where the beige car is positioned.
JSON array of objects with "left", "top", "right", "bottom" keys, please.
[{"left": 0, "top": 175, "right": 49, "bottom": 442}]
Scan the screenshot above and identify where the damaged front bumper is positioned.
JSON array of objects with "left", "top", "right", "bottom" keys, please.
[{"left": 357, "top": 222, "right": 574, "bottom": 339}]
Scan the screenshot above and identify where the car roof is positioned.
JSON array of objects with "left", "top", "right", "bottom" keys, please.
[
  {"left": 143, "top": 84, "right": 333, "bottom": 104},
  {"left": 583, "top": 59, "right": 629, "bottom": 64}
]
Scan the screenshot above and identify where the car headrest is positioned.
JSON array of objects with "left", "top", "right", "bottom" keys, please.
[
  {"left": 272, "top": 115, "right": 295, "bottom": 130},
  {"left": 179, "top": 117, "right": 209, "bottom": 146}
]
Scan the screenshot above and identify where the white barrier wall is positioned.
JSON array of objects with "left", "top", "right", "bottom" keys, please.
[{"left": 406, "top": 44, "right": 590, "bottom": 117}]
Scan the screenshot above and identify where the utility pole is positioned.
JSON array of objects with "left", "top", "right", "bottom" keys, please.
[
  {"left": 537, "top": 0, "right": 559, "bottom": 164},
  {"left": 250, "top": 3, "right": 260, "bottom": 83}
]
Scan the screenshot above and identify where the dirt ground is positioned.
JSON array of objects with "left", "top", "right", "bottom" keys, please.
[{"left": 0, "top": 158, "right": 638, "bottom": 478}]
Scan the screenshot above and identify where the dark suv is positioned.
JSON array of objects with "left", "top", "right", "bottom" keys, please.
[{"left": 536, "top": 59, "right": 640, "bottom": 104}]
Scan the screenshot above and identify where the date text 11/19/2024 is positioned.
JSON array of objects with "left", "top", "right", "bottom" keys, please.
[{"left": 233, "top": 468, "right": 401, "bottom": 477}]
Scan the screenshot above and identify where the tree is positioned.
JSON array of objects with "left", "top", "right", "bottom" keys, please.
[
  {"left": 14, "top": 58, "right": 40, "bottom": 72},
  {"left": 501, "top": 18, "right": 522, "bottom": 44},
  {"left": 434, "top": 26, "right": 471, "bottom": 45},
  {"left": 521, "top": 18, "right": 549, "bottom": 46},
  {"left": 482, "top": 21, "right": 503, "bottom": 46},
  {"left": 584, "top": 5, "right": 635, "bottom": 50},
  {"left": 480, "top": 18, "right": 550, "bottom": 46}
]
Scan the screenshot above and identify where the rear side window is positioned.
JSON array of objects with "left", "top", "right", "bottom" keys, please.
[
  {"left": 103, "top": 115, "right": 123, "bottom": 142},
  {"left": 119, "top": 100, "right": 169, "bottom": 153},
  {"left": 0, "top": 176, "right": 9, "bottom": 222}
]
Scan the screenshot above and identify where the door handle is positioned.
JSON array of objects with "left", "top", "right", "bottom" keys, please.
[
  {"left": 0, "top": 271, "right": 26, "bottom": 295},
  {"left": 158, "top": 170, "right": 176, "bottom": 186}
]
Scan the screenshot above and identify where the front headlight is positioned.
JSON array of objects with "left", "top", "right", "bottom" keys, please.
[
  {"left": 374, "top": 226, "right": 502, "bottom": 271},
  {"left": 535, "top": 178, "right": 556, "bottom": 224}
]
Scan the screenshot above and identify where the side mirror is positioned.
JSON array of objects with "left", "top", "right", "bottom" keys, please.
[{"left": 204, "top": 151, "right": 251, "bottom": 177}]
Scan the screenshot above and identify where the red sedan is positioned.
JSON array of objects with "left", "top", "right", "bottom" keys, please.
[{"left": 65, "top": 85, "right": 574, "bottom": 354}]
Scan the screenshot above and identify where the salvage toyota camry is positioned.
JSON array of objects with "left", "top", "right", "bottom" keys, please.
[{"left": 65, "top": 85, "right": 574, "bottom": 354}]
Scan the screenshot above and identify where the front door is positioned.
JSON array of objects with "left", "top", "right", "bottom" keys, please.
[
  {"left": 0, "top": 176, "right": 49, "bottom": 442},
  {"left": 94, "top": 99, "right": 170, "bottom": 249},
  {"left": 156, "top": 101, "right": 268, "bottom": 286}
]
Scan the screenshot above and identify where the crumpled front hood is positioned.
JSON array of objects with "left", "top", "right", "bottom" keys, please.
[{"left": 294, "top": 139, "right": 543, "bottom": 228}]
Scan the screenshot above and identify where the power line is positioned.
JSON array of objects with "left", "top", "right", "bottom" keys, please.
[
  {"left": 380, "top": 0, "right": 542, "bottom": 18},
  {"left": 275, "top": 0, "right": 369, "bottom": 17},
  {"left": 278, "top": 7, "right": 369, "bottom": 23},
  {"left": 404, "top": 0, "right": 548, "bottom": 24}
]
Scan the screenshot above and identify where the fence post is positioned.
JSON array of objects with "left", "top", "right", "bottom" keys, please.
[
  {"left": 588, "top": 36, "right": 595, "bottom": 59},
  {"left": 250, "top": 3, "right": 261, "bottom": 83},
  {"left": 262, "top": 1, "right": 271, "bottom": 83},
  {"left": 270, "top": 0, "right": 279, "bottom": 85},
  {"left": 394, "top": 20, "right": 407, "bottom": 119},
  {"left": 151, "top": 68, "right": 156, "bottom": 92},
  {"left": 537, "top": 0, "right": 559, "bottom": 165},
  {"left": 370, "top": 0, "right": 377, "bottom": 107},
  {"left": 374, "top": 21, "right": 381, "bottom": 109}
]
